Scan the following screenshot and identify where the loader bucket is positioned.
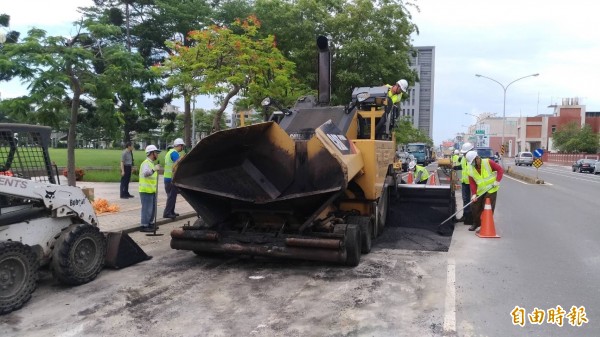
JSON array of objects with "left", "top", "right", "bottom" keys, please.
[{"left": 173, "top": 122, "right": 346, "bottom": 227}]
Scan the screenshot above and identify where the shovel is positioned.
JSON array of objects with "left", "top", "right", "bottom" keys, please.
[{"left": 438, "top": 185, "right": 494, "bottom": 227}]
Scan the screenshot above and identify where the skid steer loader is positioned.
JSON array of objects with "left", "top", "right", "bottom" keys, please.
[
  {"left": 169, "top": 36, "right": 455, "bottom": 266},
  {"left": 0, "top": 123, "right": 148, "bottom": 315}
]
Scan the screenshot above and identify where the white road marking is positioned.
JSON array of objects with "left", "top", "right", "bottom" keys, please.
[{"left": 443, "top": 258, "right": 456, "bottom": 336}]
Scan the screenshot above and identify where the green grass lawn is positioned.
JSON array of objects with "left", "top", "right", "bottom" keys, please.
[{"left": 49, "top": 149, "right": 149, "bottom": 182}]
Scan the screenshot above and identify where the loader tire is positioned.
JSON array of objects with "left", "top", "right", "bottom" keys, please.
[
  {"left": 347, "top": 216, "right": 372, "bottom": 254},
  {"left": 344, "top": 224, "right": 361, "bottom": 267},
  {"left": 51, "top": 224, "right": 106, "bottom": 285},
  {"left": 0, "top": 241, "right": 39, "bottom": 315}
]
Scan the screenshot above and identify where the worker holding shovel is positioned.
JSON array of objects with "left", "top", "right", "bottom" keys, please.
[{"left": 464, "top": 150, "right": 504, "bottom": 232}]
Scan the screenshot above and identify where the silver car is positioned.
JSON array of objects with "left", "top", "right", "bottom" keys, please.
[
  {"left": 515, "top": 151, "right": 533, "bottom": 166},
  {"left": 593, "top": 160, "right": 600, "bottom": 175}
]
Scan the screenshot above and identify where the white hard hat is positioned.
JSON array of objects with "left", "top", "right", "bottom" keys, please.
[
  {"left": 408, "top": 161, "right": 416, "bottom": 170},
  {"left": 454, "top": 149, "right": 459, "bottom": 155},
  {"left": 145, "top": 145, "right": 161, "bottom": 154},
  {"left": 465, "top": 150, "right": 478, "bottom": 165},
  {"left": 396, "top": 79, "right": 408, "bottom": 93},
  {"left": 173, "top": 138, "right": 185, "bottom": 146},
  {"left": 461, "top": 142, "right": 474, "bottom": 154}
]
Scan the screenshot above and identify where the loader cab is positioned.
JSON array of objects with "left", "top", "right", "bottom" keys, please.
[{"left": 351, "top": 86, "right": 397, "bottom": 140}]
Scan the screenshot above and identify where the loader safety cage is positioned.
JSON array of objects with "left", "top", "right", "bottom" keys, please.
[{"left": 0, "top": 123, "right": 59, "bottom": 184}]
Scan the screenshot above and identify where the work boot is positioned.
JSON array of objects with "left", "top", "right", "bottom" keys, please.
[
  {"left": 455, "top": 216, "right": 464, "bottom": 222},
  {"left": 468, "top": 224, "right": 480, "bottom": 231}
]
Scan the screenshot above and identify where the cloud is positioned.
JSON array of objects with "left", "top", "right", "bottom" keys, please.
[{"left": 3, "top": 0, "right": 93, "bottom": 29}]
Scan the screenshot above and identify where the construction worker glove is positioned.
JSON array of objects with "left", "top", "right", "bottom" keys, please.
[
  {"left": 471, "top": 194, "right": 477, "bottom": 202},
  {"left": 154, "top": 164, "right": 161, "bottom": 171},
  {"left": 492, "top": 181, "right": 500, "bottom": 187}
]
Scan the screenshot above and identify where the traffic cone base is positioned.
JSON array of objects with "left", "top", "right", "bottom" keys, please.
[
  {"left": 477, "top": 197, "right": 500, "bottom": 238},
  {"left": 407, "top": 171, "right": 414, "bottom": 184}
]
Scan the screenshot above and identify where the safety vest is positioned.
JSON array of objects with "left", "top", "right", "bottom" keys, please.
[
  {"left": 415, "top": 165, "right": 430, "bottom": 182},
  {"left": 452, "top": 154, "right": 460, "bottom": 166},
  {"left": 460, "top": 156, "right": 470, "bottom": 184},
  {"left": 386, "top": 84, "right": 401, "bottom": 104},
  {"left": 139, "top": 158, "right": 158, "bottom": 193},
  {"left": 468, "top": 158, "right": 498, "bottom": 195},
  {"left": 164, "top": 149, "right": 176, "bottom": 179}
]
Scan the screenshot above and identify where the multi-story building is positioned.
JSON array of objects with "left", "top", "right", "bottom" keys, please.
[
  {"left": 516, "top": 97, "right": 600, "bottom": 153},
  {"left": 400, "top": 46, "right": 435, "bottom": 138}
]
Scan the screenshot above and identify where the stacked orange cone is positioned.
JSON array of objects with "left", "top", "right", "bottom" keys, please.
[
  {"left": 477, "top": 198, "right": 500, "bottom": 238},
  {"left": 407, "top": 171, "right": 414, "bottom": 184},
  {"left": 428, "top": 172, "right": 436, "bottom": 185}
]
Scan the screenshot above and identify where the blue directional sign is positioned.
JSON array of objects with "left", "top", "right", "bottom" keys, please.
[{"left": 534, "top": 148, "right": 544, "bottom": 158}]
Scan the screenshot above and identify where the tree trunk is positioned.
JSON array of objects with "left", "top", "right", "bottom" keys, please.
[
  {"left": 67, "top": 83, "right": 81, "bottom": 187},
  {"left": 184, "top": 94, "right": 192, "bottom": 146},
  {"left": 212, "top": 85, "right": 240, "bottom": 133}
]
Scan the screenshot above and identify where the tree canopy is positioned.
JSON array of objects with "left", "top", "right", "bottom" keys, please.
[
  {"left": 394, "top": 116, "right": 433, "bottom": 147},
  {"left": 156, "top": 16, "right": 297, "bottom": 132},
  {"left": 2, "top": 0, "right": 422, "bottom": 153},
  {"left": 552, "top": 122, "right": 599, "bottom": 153}
]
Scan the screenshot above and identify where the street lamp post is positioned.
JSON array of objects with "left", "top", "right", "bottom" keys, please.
[{"left": 475, "top": 73, "right": 539, "bottom": 162}]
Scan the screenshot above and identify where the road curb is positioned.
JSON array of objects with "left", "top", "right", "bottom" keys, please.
[
  {"left": 108, "top": 211, "right": 198, "bottom": 234},
  {"left": 505, "top": 166, "right": 544, "bottom": 184}
]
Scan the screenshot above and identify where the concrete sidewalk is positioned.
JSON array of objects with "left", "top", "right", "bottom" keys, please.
[{"left": 78, "top": 180, "right": 197, "bottom": 233}]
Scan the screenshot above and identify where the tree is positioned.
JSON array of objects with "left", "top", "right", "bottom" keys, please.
[
  {"left": 252, "top": 0, "right": 419, "bottom": 104},
  {"left": 0, "top": 20, "right": 146, "bottom": 185},
  {"left": 82, "top": 1, "right": 175, "bottom": 144},
  {"left": 132, "top": 0, "right": 214, "bottom": 146},
  {"left": 157, "top": 16, "right": 296, "bottom": 133},
  {"left": 394, "top": 116, "right": 433, "bottom": 147},
  {"left": 552, "top": 122, "right": 599, "bottom": 153}
]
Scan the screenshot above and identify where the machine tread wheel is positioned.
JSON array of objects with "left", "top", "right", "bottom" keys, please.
[
  {"left": 344, "top": 224, "right": 362, "bottom": 267},
  {"left": 347, "top": 216, "right": 372, "bottom": 254},
  {"left": 0, "top": 241, "right": 39, "bottom": 315},
  {"left": 51, "top": 224, "right": 107, "bottom": 285},
  {"left": 376, "top": 187, "right": 389, "bottom": 235}
]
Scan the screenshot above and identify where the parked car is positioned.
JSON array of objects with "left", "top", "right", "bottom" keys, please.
[
  {"left": 594, "top": 160, "right": 600, "bottom": 175},
  {"left": 515, "top": 151, "right": 534, "bottom": 166},
  {"left": 475, "top": 147, "right": 497, "bottom": 163},
  {"left": 572, "top": 158, "right": 596, "bottom": 173}
]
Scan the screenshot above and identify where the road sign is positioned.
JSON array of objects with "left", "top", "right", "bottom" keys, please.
[
  {"left": 534, "top": 148, "right": 544, "bottom": 158},
  {"left": 533, "top": 158, "right": 543, "bottom": 168}
]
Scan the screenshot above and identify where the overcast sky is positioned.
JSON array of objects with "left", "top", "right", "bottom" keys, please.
[
  {"left": 410, "top": 0, "right": 599, "bottom": 143},
  {"left": 2, "top": 0, "right": 598, "bottom": 144}
]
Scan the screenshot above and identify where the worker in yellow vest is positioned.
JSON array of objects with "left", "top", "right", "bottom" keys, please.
[
  {"left": 163, "top": 138, "right": 185, "bottom": 219},
  {"left": 455, "top": 142, "right": 474, "bottom": 225},
  {"left": 465, "top": 150, "right": 504, "bottom": 232},
  {"left": 386, "top": 79, "right": 408, "bottom": 104},
  {"left": 408, "top": 161, "right": 430, "bottom": 184},
  {"left": 139, "top": 145, "right": 161, "bottom": 232}
]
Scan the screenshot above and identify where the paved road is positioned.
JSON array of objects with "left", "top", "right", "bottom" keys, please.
[
  {"left": 453, "top": 163, "right": 599, "bottom": 336},
  {"left": 2, "top": 165, "right": 598, "bottom": 336}
]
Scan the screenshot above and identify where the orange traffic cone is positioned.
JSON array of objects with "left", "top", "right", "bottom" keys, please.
[
  {"left": 429, "top": 172, "right": 436, "bottom": 185},
  {"left": 477, "top": 198, "right": 500, "bottom": 238},
  {"left": 407, "top": 171, "right": 414, "bottom": 184}
]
